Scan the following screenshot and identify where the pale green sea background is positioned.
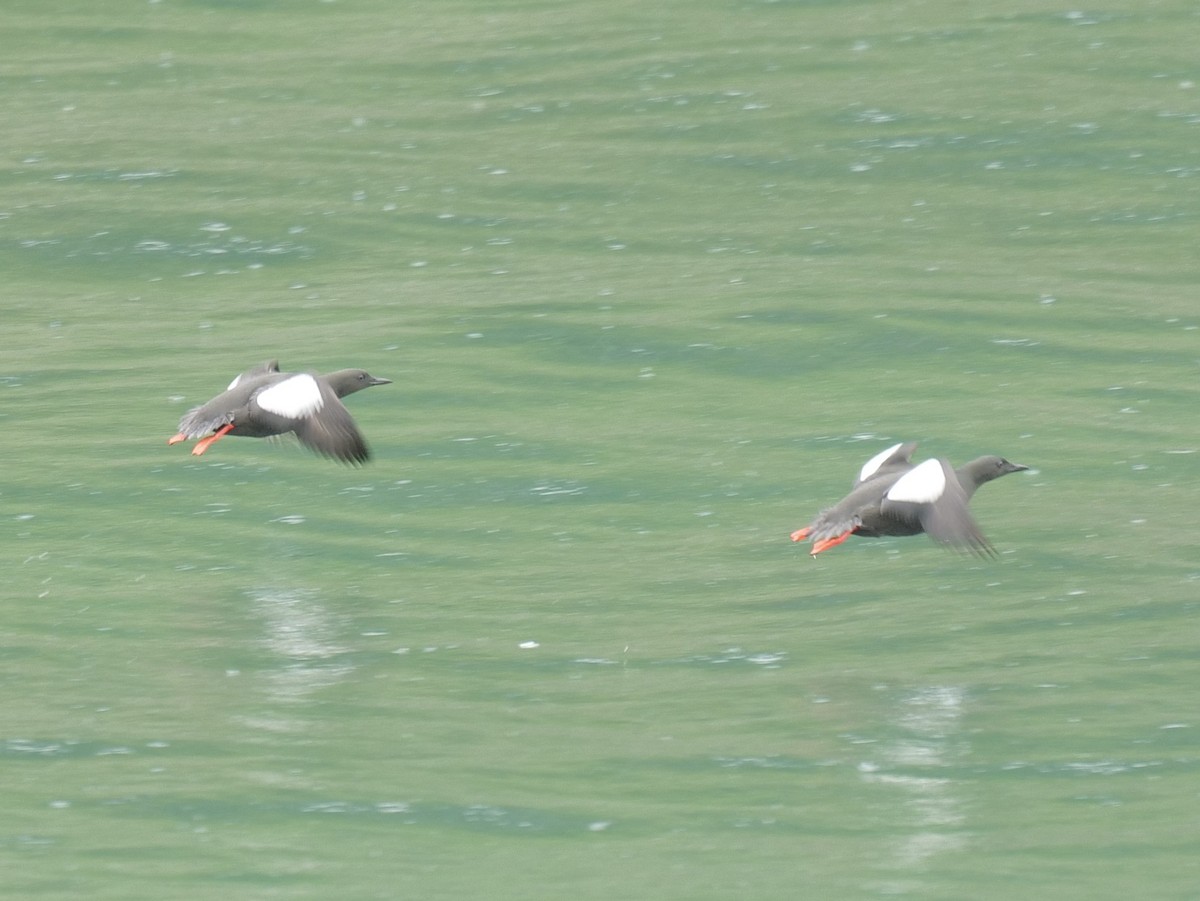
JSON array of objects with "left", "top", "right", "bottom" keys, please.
[{"left": 4, "top": 1, "right": 1199, "bottom": 899}]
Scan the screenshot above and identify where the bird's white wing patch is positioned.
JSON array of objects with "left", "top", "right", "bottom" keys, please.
[
  {"left": 858, "top": 442, "right": 903, "bottom": 483},
  {"left": 887, "top": 458, "right": 946, "bottom": 503},
  {"left": 257, "top": 374, "right": 324, "bottom": 418}
]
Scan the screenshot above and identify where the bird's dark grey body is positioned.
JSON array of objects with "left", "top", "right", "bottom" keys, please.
[
  {"left": 793, "top": 443, "right": 1028, "bottom": 556},
  {"left": 170, "top": 361, "right": 390, "bottom": 464}
]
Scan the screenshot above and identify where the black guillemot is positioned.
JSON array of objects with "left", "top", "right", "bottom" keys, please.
[
  {"left": 791, "top": 442, "right": 1028, "bottom": 557},
  {"left": 168, "top": 360, "right": 390, "bottom": 464}
]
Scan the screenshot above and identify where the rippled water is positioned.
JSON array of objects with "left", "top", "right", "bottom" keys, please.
[{"left": 4, "top": 2, "right": 1199, "bottom": 899}]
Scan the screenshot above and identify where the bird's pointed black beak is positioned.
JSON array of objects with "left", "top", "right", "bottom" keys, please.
[{"left": 368, "top": 376, "right": 392, "bottom": 386}]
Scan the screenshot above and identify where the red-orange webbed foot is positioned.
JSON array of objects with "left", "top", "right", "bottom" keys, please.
[
  {"left": 790, "top": 527, "right": 811, "bottom": 543},
  {"left": 810, "top": 531, "right": 853, "bottom": 556},
  {"left": 167, "top": 433, "right": 188, "bottom": 446},
  {"left": 190, "top": 423, "right": 234, "bottom": 456}
]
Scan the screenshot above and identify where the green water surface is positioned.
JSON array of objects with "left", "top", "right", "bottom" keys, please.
[{"left": 3, "top": 1, "right": 1198, "bottom": 899}]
